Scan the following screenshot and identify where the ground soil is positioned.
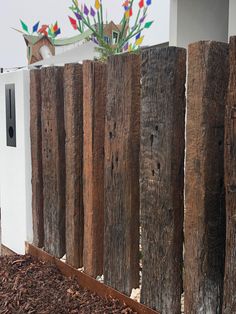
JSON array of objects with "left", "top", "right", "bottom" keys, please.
[{"left": 0, "top": 254, "right": 136, "bottom": 314}]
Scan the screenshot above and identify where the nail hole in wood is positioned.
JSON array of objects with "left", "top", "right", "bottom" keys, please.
[
  {"left": 111, "top": 154, "right": 114, "bottom": 173},
  {"left": 150, "top": 134, "right": 154, "bottom": 146}
]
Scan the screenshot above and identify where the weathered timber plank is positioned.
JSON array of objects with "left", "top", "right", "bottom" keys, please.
[
  {"left": 83, "top": 61, "right": 107, "bottom": 277},
  {"left": 223, "top": 36, "right": 236, "bottom": 314},
  {"left": 64, "top": 64, "right": 83, "bottom": 268},
  {"left": 30, "top": 69, "right": 44, "bottom": 248},
  {"left": 41, "top": 66, "right": 66, "bottom": 258},
  {"left": 140, "top": 47, "right": 186, "bottom": 313},
  {"left": 185, "top": 41, "right": 229, "bottom": 314},
  {"left": 104, "top": 54, "right": 140, "bottom": 295}
]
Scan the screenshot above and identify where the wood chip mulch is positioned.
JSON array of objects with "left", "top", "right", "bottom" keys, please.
[{"left": 0, "top": 254, "right": 136, "bottom": 314}]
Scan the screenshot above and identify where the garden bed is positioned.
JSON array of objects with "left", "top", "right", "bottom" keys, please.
[{"left": 0, "top": 254, "right": 135, "bottom": 313}]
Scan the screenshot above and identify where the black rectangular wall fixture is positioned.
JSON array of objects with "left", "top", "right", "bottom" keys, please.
[{"left": 5, "top": 84, "right": 16, "bottom": 147}]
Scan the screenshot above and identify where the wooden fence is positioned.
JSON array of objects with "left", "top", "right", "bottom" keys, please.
[{"left": 30, "top": 38, "right": 236, "bottom": 313}]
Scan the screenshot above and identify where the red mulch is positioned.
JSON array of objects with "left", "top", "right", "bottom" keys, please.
[{"left": 0, "top": 254, "right": 136, "bottom": 314}]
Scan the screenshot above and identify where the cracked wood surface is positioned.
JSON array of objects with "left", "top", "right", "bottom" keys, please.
[
  {"left": 185, "top": 41, "right": 229, "bottom": 314},
  {"left": 104, "top": 53, "right": 140, "bottom": 296},
  {"left": 41, "top": 67, "right": 66, "bottom": 258},
  {"left": 140, "top": 46, "right": 186, "bottom": 313},
  {"left": 64, "top": 64, "right": 84, "bottom": 268},
  {"left": 83, "top": 61, "right": 107, "bottom": 278},
  {"left": 30, "top": 69, "right": 44, "bottom": 248}
]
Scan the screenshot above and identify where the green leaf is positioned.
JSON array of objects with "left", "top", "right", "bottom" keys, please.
[
  {"left": 20, "top": 20, "right": 29, "bottom": 33},
  {"left": 48, "top": 27, "right": 53, "bottom": 38},
  {"left": 144, "top": 21, "right": 153, "bottom": 29}
]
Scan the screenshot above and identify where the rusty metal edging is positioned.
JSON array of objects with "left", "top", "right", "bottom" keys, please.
[{"left": 25, "top": 242, "right": 160, "bottom": 314}]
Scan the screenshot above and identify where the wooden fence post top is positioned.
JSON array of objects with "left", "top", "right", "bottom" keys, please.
[
  {"left": 64, "top": 63, "right": 82, "bottom": 69},
  {"left": 229, "top": 36, "right": 236, "bottom": 45},
  {"left": 142, "top": 45, "right": 186, "bottom": 52},
  {"left": 83, "top": 59, "right": 106, "bottom": 64},
  {"left": 30, "top": 68, "right": 41, "bottom": 74},
  {"left": 82, "top": 60, "right": 108, "bottom": 78},
  {"left": 109, "top": 51, "right": 140, "bottom": 57},
  {"left": 188, "top": 40, "right": 229, "bottom": 53},
  {"left": 108, "top": 52, "right": 140, "bottom": 62},
  {"left": 40, "top": 65, "right": 64, "bottom": 71},
  {"left": 141, "top": 46, "right": 186, "bottom": 58},
  {"left": 141, "top": 46, "right": 186, "bottom": 74}
]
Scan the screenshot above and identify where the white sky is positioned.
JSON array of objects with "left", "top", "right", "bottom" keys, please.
[{"left": 0, "top": 0, "right": 170, "bottom": 68}]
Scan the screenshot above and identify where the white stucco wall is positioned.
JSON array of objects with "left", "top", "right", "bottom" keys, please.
[
  {"left": 229, "top": 0, "right": 236, "bottom": 38},
  {"left": 170, "top": 0, "right": 229, "bottom": 47},
  {"left": 0, "top": 69, "right": 32, "bottom": 254}
]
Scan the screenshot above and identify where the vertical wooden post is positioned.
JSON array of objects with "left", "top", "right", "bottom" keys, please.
[
  {"left": 41, "top": 66, "right": 66, "bottom": 258},
  {"left": 104, "top": 54, "right": 140, "bottom": 295},
  {"left": 30, "top": 69, "right": 44, "bottom": 248},
  {"left": 140, "top": 47, "right": 186, "bottom": 313},
  {"left": 223, "top": 36, "right": 236, "bottom": 313},
  {"left": 64, "top": 64, "right": 84, "bottom": 268},
  {"left": 185, "top": 41, "right": 229, "bottom": 313},
  {"left": 83, "top": 61, "right": 107, "bottom": 278}
]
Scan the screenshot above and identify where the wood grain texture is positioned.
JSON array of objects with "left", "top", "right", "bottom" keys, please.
[
  {"left": 104, "top": 53, "right": 140, "bottom": 295},
  {"left": 30, "top": 69, "right": 44, "bottom": 248},
  {"left": 64, "top": 64, "right": 84, "bottom": 268},
  {"left": 223, "top": 36, "right": 236, "bottom": 314},
  {"left": 83, "top": 61, "right": 107, "bottom": 278},
  {"left": 140, "top": 47, "right": 186, "bottom": 313},
  {"left": 41, "top": 66, "right": 66, "bottom": 258},
  {"left": 185, "top": 41, "right": 229, "bottom": 314}
]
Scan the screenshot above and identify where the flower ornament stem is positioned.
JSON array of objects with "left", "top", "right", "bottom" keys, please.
[{"left": 69, "top": 0, "right": 153, "bottom": 57}]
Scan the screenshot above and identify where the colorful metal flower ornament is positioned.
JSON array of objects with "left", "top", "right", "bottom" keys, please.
[
  {"left": 19, "top": 20, "right": 61, "bottom": 39},
  {"left": 68, "top": 0, "right": 154, "bottom": 57}
]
